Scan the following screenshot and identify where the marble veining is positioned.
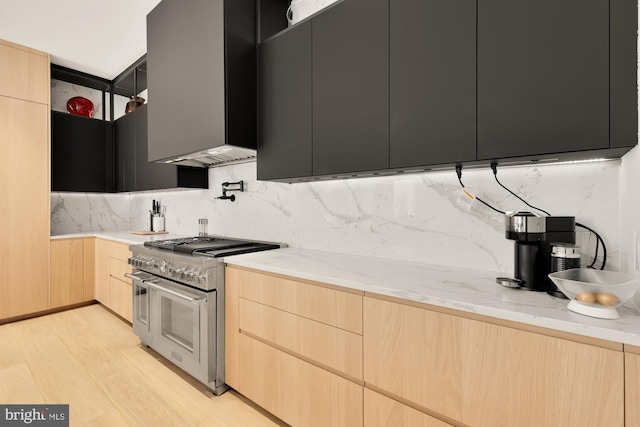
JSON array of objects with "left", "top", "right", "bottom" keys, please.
[
  {"left": 51, "top": 192, "right": 130, "bottom": 235},
  {"left": 52, "top": 159, "right": 621, "bottom": 276},
  {"left": 224, "top": 247, "right": 640, "bottom": 346}
]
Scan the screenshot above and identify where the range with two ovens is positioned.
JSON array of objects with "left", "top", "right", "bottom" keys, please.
[{"left": 127, "top": 236, "right": 282, "bottom": 395}]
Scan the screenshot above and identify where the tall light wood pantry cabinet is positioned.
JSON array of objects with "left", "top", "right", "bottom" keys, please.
[{"left": 0, "top": 39, "right": 50, "bottom": 320}]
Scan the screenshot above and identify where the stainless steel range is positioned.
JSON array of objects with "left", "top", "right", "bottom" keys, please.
[{"left": 127, "top": 236, "right": 282, "bottom": 395}]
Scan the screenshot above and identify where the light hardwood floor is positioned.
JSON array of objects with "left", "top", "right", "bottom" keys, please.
[{"left": 0, "top": 304, "right": 288, "bottom": 427}]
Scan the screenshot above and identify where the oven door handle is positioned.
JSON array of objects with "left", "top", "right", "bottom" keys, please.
[
  {"left": 125, "top": 273, "right": 207, "bottom": 305},
  {"left": 125, "top": 271, "right": 153, "bottom": 284},
  {"left": 145, "top": 281, "right": 208, "bottom": 305},
  {"left": 125, "top": 271, "right": 147, "bottom": 281}
]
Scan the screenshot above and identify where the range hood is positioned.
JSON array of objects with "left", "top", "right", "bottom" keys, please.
[
  {"left": 159, "top": 146, "right": 257, "bottom": 168},
  {"left": 146, "top": 0, "right": 258, "bottom": 168}
]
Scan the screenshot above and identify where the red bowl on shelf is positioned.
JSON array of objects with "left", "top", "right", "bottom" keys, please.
[{"left": 66, "top": 96, "right": 95, "bottom": 118}]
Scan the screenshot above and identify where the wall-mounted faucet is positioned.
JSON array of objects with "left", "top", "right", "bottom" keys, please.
[{"left": 216, "top": 181, "right": 244, "bottom": 202}]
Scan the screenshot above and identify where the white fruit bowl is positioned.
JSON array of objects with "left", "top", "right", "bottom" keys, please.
[{"left": 548, "top": 268, "right": 640, "bottom": 319}]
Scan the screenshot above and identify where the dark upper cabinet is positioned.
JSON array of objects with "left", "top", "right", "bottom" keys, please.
[
  {"left": 312, "top": 0, "right": 389, "bottom": 176},
  {"left": 114, "top": 109, "right": 136, "bottom": 192},
  {"left": 134, "top": 105, "right": 189, "bottom": 191},
  {"left": 256, "top": 0, "right": 636, "bottom": 182},
  {"left": 258, "top": 21, "right": 313, "bottom": 181},
  {"left": 52, "top": 63, "right": 207, "bottom": 193},
  {"left": 51, "top": 112, "right": 111, "bottom": 192},
  {"left": 477, "top": 0, "right": 609, "bottom": 160},
  {"left": 610, "top": 0, "right": 638, "bottom": 148},
  {"left": 146, "top": 0, "right": 256, "bottom": 162},
  {"left": 115, "top": 105, "right": 208, "bottom": 192},
  {"left": 390, "top": 0, "right": 476, "bottom": 168}
]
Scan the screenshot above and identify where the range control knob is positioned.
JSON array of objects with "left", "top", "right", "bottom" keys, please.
[
  {"left": 197, "top": 275, "right": 206, "bottom": 285},
  {"left": 145, "top": 259, "right": 153, "bottom": 268},
  {"left": 185, "top": 270, "right": 195, "bottom": 281},
  {"left": 174, "top": 267, "right": 184, "bottom": 278}
]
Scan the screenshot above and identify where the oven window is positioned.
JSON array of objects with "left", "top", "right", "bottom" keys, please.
[
  {"left": 161, "top": 295, "right": 197, "bottom": 353},
  {"left": 134, "top": 283, "right": 149, "bottom": 326}
]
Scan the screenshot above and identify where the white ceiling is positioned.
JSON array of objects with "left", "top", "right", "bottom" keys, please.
[{"left": 0, "top": 0, "right": 162, "bottom": 80}]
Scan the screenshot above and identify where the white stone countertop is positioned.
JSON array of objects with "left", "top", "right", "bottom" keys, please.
[
  {"left": 51, "top": 231, "right": 188, "bottom": 246},
  {"left": 224, "top": 247, "right": 640, "bottom": 347}
]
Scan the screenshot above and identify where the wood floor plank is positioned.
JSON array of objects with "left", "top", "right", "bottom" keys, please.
[
  {"left": 212, "top": 393, "right": 291, "bottom": 427},
  {"left": 0, "top": 323, "right": 25, "bottom": 370},
  {"left": 47, "top": 307, "right": 201, "bottom": 427},
  {"left": 11, "top": 315, "right": 116, "bottom": 424},
  {"left": 2, "top": 305, "right": 287, "bottom": 427},
  {"left": 120, "top": 346, "right": 287, "bottom": 427},
  {"left": 81, "top": 409, "right": 130, "bottom": 427},
  {"left": 57, "top": 304, "right": 140, "bottom": 349},
  {"left": 0, "top": 363, "right": 44, "bottom": 403}
]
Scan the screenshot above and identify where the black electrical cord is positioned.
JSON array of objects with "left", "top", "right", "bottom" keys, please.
[
  {"left": 490, "top": 163, "right": 551, "bottom": 216},
  {"left": 490, "top": 163, "right": 607, "bottom": 270},
  {"left": 576, "top": 222, "right": 607, "bottom": 270},
  {"left": 455, "top": 165, "right": 505, "bottom": 215}
]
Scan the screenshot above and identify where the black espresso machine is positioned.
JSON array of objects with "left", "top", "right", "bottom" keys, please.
[{"left": 504, "top": 212, "right": 576, "bottom": 296}]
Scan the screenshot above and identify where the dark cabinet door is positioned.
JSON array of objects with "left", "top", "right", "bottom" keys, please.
[
  {"left": 116, "top": 106, "right": 206, "bottom": 192},
  {"left": 258, "top": 21, "right": 312, "bottom": 181},
  {"left": 114, "top": 111, "right": 136, "bottom": 192},
  {"left": 477, "top": 0, "right": 609, "bottom": 160},
  {"left": 390, "top": 0, "right": 476, "bottom": 168},
  {"left": 610, "top": 0, "right": 638, "bottom": 148},
  {"left": 51, "top": 112, "right": 108, "bottom": 192},
  {"left": 133, "top": 105, "right": 178, "bottom": 191},
  {"left": 312, "top": 0, "right": 389, "bottom": 176}
]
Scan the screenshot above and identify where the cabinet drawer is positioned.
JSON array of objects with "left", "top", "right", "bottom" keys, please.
[
  {"left": 109, "top": 276, "right": 132, "bottom": 322},
  {"left": 364, "top": 296, "right": 623, "bottom": 427},
  {"left": 238, "top": 334, "right": 363, "bottom": 427},
  {"left": 237, "top": 268, "right": 362, "bottom": 334},
  {"left": 109, "top": 241, "right": 132, "bottom": 262},
  {"left": 109, "top": 257, "right": 131, "bottom": 283},
  {"left": 365, "top": 389, "right": 452, "bottom": 427},
  {"left": 240, "top": 297, "right": 363, "bottom": 380}
]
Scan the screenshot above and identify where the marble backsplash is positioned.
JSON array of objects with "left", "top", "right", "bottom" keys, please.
[
  {"left": 52, "top": 159, "right": 620, "bottom": 275},
  {"left": 51, "top": 192, "right": 130, "bottom": 234}
]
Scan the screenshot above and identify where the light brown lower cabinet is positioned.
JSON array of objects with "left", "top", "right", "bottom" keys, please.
[
  {"left": 626, "top": 349, "right": 640, "bottom": 427},
  {"left": 238, "top": 334, "right": 363, "bottom": 427},
  {"left": 228, "top": 266, "right": 364, "bottom": 427},
  {"left": 225, "top": 266, "right": 633, "bottom": 427},
  {"left": 364, "top": 389, "right": 452, "bottom": 427},
  {"left": 50, "top": 238, "right": 95, "bottom": 308},
  {"left": 364, "top": 296, "right": 624, "bottom": 427},
  {"left": 94, "top": 238, "right": 132, "bottom": 322}
]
